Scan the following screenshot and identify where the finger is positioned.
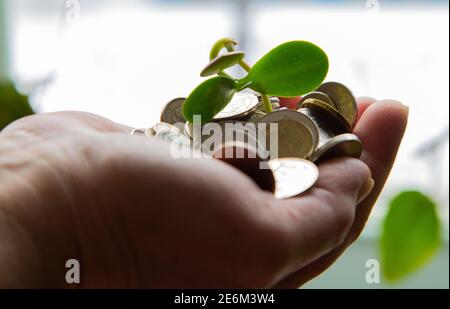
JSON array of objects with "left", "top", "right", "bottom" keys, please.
[
  {"left": 274, "top": 99, "right": 408, "bottom": 288},
  {"left": 356, "top": 97, "right": 377, "bottom": 122},
  {"left": 271, "top": 157, "right": 371, "bottom": 280},
  {"left": 350, "top": 99, "right": 409, "bottom": 237}
]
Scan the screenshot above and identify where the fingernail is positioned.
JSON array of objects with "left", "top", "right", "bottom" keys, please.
[{"left": 357, "top": 178, "right": 375, "bottom": 204}]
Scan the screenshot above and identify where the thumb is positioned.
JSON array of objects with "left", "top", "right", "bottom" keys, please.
[{"left": 273, "top": 158, "right": 372, "bottom": 277}]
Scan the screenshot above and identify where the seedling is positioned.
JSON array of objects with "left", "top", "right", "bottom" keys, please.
[{"left": 183, "top": 38, "right": 329, "bottom": 123}]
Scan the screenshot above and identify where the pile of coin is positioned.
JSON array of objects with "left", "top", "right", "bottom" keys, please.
[{"left": 131, "top": 82, "right": 362, "bottom": 200}]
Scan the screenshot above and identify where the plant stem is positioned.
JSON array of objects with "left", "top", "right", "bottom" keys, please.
[
  {"left": 261, "top": 94, "right": 273, "bottom": 113},
  {"left": 238, "top": 60, "right": 251, "bottom": 72},
  {"left": 223, "top": 41, "right": 252, "bottom": 73}
]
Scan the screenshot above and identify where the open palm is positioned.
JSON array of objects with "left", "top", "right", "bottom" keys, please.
[{"left": 0, "top": 98, "right": 407, "bottom": 288}]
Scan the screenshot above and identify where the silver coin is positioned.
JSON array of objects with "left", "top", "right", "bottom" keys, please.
[
  {"left": 317, "top": 82, "right": 357, "bottom": 129},
  {"left": 130, "top": 128, "right": 146, "bottom": 136},
  {"left": 241, "top": 88, "right": 261, "bottom": 97},
  {"left": 184, "top": 122, "right": 193, "bottom": 139},
  {"left": 262, "top": 96, "right": 281, "bottom": 105},
  {"left": 155, "top": 129, "right": 192, "bottom": 148},
  {"left": 269, "top": 96, "right": 280, "bottom": 104},
  {"left": 256, "top": 97, "right": 281, "bottom": 111},
  {"left": 160, "top": 98, "right": 186, "bottom": 125},
  {"left": 309, "top": 133, "right": 363, "bottom": 163},
  {"left": 185, "top": 120, "right": 265, "bottom": 157},
  {"left": 268, "top": 158, "right": 319, "bottom": 199},
  {"left": 240, "top": 89, "right": 280, "bottom": 110},
  {"left": 247, "top": 110, "right": 267, "bottom": 123},
  {"left": 184, "top": 121, "right": 203, "bottom": 140},
  {"left": 214, "top": 92, "right": 259, "bottom": 121},
  {"left": 153, "top": 122, "right": 181, "bottom": 135},
  {"left": 257, "top": 110, "right": 319, "bottom": 159}
]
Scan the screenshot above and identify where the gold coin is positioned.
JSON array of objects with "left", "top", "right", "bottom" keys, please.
[
  {"left": 268, "top": 158, "right": 319, "bottom": 199},
  {"left": 317, "top": 82, "right": 357, "bottom": 129},
  {"left": 300, "top": 98, "right": 352, "bottom": 133},
  {"left": 298, "top": 91, "right": 336, "bottom": 109},
  {"left": 160, "top": 98, "right": 186, "bottom": 125},
  {"left": 298, "top": 100, "right": 350, "bottom": 151},
  {"left": 145, "top": 127, "right": 156, "bottom": 137},
  {"left": 309, "top": 133, "right": 362, "bottom": 163},
  {"left": 257, "top": 110, "right": 319, "bottom": 159}
]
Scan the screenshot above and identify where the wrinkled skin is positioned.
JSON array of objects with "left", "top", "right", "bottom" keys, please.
[{"left": 0, "top": 98, "right": 408, "bottom": 288}]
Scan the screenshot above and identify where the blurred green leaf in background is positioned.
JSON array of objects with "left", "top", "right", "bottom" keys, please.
[
  {"left": 380, "top": 191, "right": 442, "bottom": 283},
  {"left": 0, "top": 81, "right": 34, "bottom": 131}
]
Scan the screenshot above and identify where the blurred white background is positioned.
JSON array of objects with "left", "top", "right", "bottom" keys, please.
[{"left": 2, "top": 0, "right": 449, "bottom": 288}]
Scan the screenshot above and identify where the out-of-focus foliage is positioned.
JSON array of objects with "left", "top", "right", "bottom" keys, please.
[
  {"left": 380, "top": 190, "right": 442, "bottom": 282},
  {"left": 0, "top": 81, "right": 34, "bottom": 130}
]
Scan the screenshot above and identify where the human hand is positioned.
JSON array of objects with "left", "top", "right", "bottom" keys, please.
[{"left": 0, "top": 98, "right": 407, "bottom": 288}]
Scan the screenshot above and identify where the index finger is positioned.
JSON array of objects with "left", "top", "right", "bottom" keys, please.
[{"left": 273, "top": 98, "right": 409, "bottom": 288}]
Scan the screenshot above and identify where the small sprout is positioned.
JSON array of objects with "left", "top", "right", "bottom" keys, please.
[
  {"left": 200, "top": 51, "right": 245, "bottom": 77},
  {"left": 209, "top": 38, "right": 238, "bottom": 60},
  {"left": 183, "top": 38, "right": 329, "bottom": 123}
]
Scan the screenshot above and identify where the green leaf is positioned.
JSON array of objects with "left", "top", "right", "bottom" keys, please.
[
  {"left": 0, "top": 81, "right": 34, "bottom": 131},
  {"left": 200, "top": 51, "right": 245, "bottom": 77},
  {"left": 240, "top": 41, "right": 329, "bottom": 97},
  {"left": 183, "top": 76, "right": 237, "bottom": 123},
  {"left": 380, "top": 191, "right": 442, "bottom": 283}
]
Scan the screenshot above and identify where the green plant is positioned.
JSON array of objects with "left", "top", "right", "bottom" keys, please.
[
  {"left": 183, "top": 38, "right": 329, "bottom": 123},
  {"left": 0, "top": 81, "right": 34, "bottom": 130},
  {"left": 380, "top": 190, "right": 443, "bottom": 282}
]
